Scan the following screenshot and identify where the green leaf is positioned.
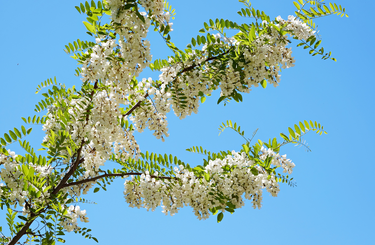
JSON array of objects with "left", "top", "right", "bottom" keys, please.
[
  {"left": 251, "top": 167, "right": 259, "bottom": 176},
  {"left": 204, "top": 172, "right": 210, "bottom": 182},
  {"left": 288, "top": 127, "right": 296, "bottom": 138},
  {"left": 93, "top": 188, "right": 100, "bottom": 193},
  {"left": 80, "top": 3, "right": 86, "bottom": 13},
  {"left": 9, "top": 130, "right": 17, "bottom": 140},
  {"left": 191, "top": 38, "right": 196, "bottom": 46},
  {"left": 75, "top": 6, "right": 81, "bottom": 13},
  {"left": 4, "top": 133, "right": 12, "bottom": 143},
  {"left": 293, "top": 1, "right": 301, "bottom": 10},
  {"left": 304, "top": 120, "right": 310, "bottom": 130},
  {"left": 280, "top": 133, "right": 289, "bottom": 141},
  {"left": 260, "top": 79, "right": 267, "bottom": 88},
  {"left": 217, "top": 96, "right": 227, "bottom": 105},
  {"left": 299, "top": 122, "right": 306, "bottom": 133},
  {"left": 201, "top": 96, "right": 206, "bottom": 103},
  {"left": 14, "top": 128, "right": 22, "bottom": 138},
  {"left": 294, "top": 124, "right": 301, "bottom": 136},
  {"left": 18, "top": 215, "right": 28, "bottom": 222},
  {"left": 217, "top": 212, "right": 224, "bottom": 223},
  {"left": 250, "top": 25, "right": 256, "bottom": 40},
  {"left": 242, "top": 144, "right": 250, "bottom": 154},
  {"left": 85, "top": 1, "right": 90, "bottom": 12},
  {"left": 83, "top": 21, "right": 96, "bottom": 33}
]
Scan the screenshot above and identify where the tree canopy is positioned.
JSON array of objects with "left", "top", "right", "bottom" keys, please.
[{"left": 0, "top": 0, "right": 348, "bottom": 244}]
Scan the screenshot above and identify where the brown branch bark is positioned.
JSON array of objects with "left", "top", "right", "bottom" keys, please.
[
  {"left": 8, "top": 81, "right": 98, "bottom": 245},
  {"left": 177, "top": 47, "right": 234, "bottom": 75},
  {"left": 63, "top": 172, "right": 175, "bottom": 188},
  {"left": 124, "top": 93, "right": 149, "bottom": 117},
  {"left": 123, "top": 47, "right": 233, "bottom": 117},
  {"left": 8, "top": 48, "right": 233, "bottom": 244}
]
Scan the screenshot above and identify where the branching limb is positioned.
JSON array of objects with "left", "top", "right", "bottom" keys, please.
[
  {"left": 8, "top": 81, "right": 99, "bottom": 245},
  {"left": 63, "top": 172, "right": 175, "bottom": 188}
]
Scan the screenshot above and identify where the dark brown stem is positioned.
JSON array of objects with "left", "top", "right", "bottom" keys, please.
[
  {"left": 8, "top": 81, "right": 98, "bottom": 245},
  {"left": 63, "top": 172, "right": 175, "bottom": 188},
  {"left": 8, "top": 48, "right": 232, "bottom": 244},
  {"left": 124, "top": 93, "right": 148, "bottom": 117},
  {"left": 123, "top": 48, "right": 233, "bottom": 117},
  {"left": 177, "top": 47, "right": 233, "bottom": 75}
]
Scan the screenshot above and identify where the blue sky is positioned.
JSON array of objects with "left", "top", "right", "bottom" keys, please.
[{"left": 0, "top": 0, "right": 374, "bottom": 244}]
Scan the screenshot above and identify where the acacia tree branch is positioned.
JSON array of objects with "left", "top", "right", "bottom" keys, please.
[
  {"left": 9, "top": 48, "right": 233, "bottom": 245},
  {"left": 63, "top": 172, "right": 175, "bottom": 188},
  {"left": 124, "top": 93, "right": 149, "bottom": 117},
  {"left": 177, "top": 47, "right": 234, "bottom": 75},
  {"left": 8, "top": 81, "right": 98, "bottom": 245},
  {"left": 123, "top": 47, "right": 234, "bottom": 117}
]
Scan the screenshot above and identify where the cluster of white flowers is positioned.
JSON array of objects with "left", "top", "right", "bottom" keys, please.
[
  {"left": 79, "top": 0, "right": 173, "bottom": 142},
  {"left": 123, "top": 150, "right": 291, "bottom": 220},
  {"left": 0, "top": 148, "right": 90, "bottom": 233},
  {"left": 38, "top": 4, "right": 174, "bottom": 223},
  {"left": 277, "top": 15, "right": 316, "bottom": 40},
  {"left": 128, "top": 77, "right": 172, "bottom": 140},
  {"left": 260, "top": 146, "right": 295, "bottom": 174},
  {"left": 152, "top": 16, "right": 316, "bottom": 120},
  {"left": 0, "top": 151, "right": 26, "bottom": 205},
  {"left": 59, "top": 205, "right": 89, "bottom": 232},
  {"left": 44, "top": 91, "right": 140, "bottom": 179},
  {"left": 0, "top": 3, "right": 311, "bottom": 235},
  {"left": 0, "top": 151, "right": 52, "bottom": 210},
  {"left": 81, "top": 90, "right": 140, "bottom": 177}
]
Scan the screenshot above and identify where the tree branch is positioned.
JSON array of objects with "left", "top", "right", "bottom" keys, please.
[
  {"left": 9, "top": 48, "right": 234, "bottom": 244},
  {"left": 8, "top": 81, "right": 99, "bottom": 245},
  {"left": 123, "top": 47, "right": 233, "bottom": 117},
  {"left": 177, "top": 47, "right": 234, "bottom": 75},
  {"left": 63, "top": 172, "right": 175, "bottom": 188},
  {"left": 124, "top": 93, "right": 149, "bottom": 117}
]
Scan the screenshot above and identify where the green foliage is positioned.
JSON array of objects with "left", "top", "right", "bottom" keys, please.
[
  {"left": 292, "top": 0, "right": 348, "bottom": 60},
  {"left": 279, "top": 120, "right": 327, "bottom": 151},
  {"left": 35, "top": 77, "right": 58, "bottom": 94},
  {"left": 218, "top": 120, "right": 258, "bottom": 144},
  {"left": 0, "top": 126, "right": 33, "bottom": 153},
  {"left": 114, "top": 151, "right": 188, "bottom": 177},
  {"left": 64, "top": 39, "right": 96, "bottom": 58},
  {"left": 296, "top": 35, "right": 335, "bottom": 60},
  {"left": 0, "top": 0, "right": 343, "bottom": 243},
  {"left": 22, "top": 116, "right": 47, "bottom": 125}
]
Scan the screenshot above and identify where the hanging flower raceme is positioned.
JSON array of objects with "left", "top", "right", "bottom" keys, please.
[{"left": 123, "top": 149, "right": 296, "bottom": 220}]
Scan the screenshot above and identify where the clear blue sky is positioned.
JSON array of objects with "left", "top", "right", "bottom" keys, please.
[{"left": 0, "top": 0, "right": 374, "bottom": 244}]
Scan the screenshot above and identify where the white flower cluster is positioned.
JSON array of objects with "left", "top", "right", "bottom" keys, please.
[
  {"left": 129, "top": 77, "right": 172, "bottom": 140},
  {"left": 0, "top": 151, "right": 26, "bottom": 205},
  {"left": 153, "top": 16, "right": 315, "bottom": 120},
  {"left": 81, "top": 90, "right": 139, "bottom": 177},
  {"left": 43, "top": 91, "right": 140, "bottom": 181},
  {"left": 59, "top": 205, "right": 89, "bottom": 232},
  {"left": 138, "top": 0, "right": 165, "bottom": 21},
  {"left": 6, "top": 3, "right": 307, "bottom": 232},
  {"left": 124, "top": 151, "right": 286, "bottom": 220},
  {"left": 164, "top": 59, "right": 215, "bottom": 119},
  {"left": 0, "top": 151, "right": 52, "bottom": 209},
  {"left": 260, "top": 146, "right": 295, "bottom": 174},
  {"left": 79, "top": 0, "right": 174, "bottom": 142},
  {"left": 277, "top": 15, "right": 316, "bottom": 40}
]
